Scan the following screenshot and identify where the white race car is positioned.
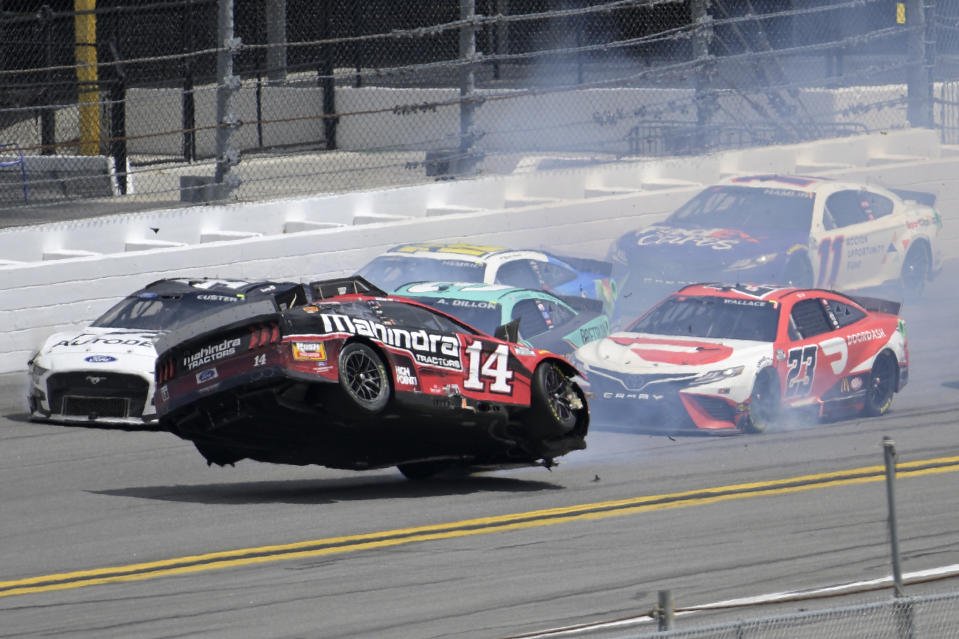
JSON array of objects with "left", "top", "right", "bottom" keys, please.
[
  {"left": 27, "top": 278, "right": 308, "bottom": 428},
  {"left": 609, "top": 174, "right": 944, "bottom": 323}
]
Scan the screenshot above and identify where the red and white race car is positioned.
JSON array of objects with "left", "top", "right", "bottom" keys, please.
[{"left": 571, "top": 283, "right": 908, "bottom": 434}]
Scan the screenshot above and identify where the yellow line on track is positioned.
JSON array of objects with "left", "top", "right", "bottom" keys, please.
[{"left": 3, "top": 455, "right": 958, "bottom": 598}]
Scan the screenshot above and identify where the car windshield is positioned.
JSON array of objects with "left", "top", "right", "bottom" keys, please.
[
  {"left": 92, "top": 293, "right": 250, "bottom": 330},
  {"left": 628, "top": 295, "right": 780, "bottom": 342},
  {"left": 668, "top": 185, "right": 815, "bottom": 233},
  {"left": 405, "top": 297, "right": 502, "bottom": 335},
  {"left": 358, "top": 256, "right": 485, "bottom": 291}
]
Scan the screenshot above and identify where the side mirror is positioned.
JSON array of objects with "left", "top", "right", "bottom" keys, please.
[{"left": 494, "top": 318, "right": 521, "bottom": 343}]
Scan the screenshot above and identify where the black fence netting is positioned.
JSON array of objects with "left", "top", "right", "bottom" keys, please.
[{"left": 0, "top": 0, "right": 956, "bottom": 209}]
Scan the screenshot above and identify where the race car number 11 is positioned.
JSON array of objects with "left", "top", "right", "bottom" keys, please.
[{"left": 464, "top": 342, "right": 514, "bottom": 394}]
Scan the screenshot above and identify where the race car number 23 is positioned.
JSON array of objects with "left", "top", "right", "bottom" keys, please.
[
  {"left": 785, "top": 345, "right": 817, "bottom": 397},
  {"left": 463, "top": 342, "right": 514, "bottom": 394}
]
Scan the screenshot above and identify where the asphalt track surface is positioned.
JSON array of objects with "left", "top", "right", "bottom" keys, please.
[{"left": 2, "top": 268, "right": 958, "bottom": 639}]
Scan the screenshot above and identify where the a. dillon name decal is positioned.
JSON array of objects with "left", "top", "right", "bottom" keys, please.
[
  {"left": 183, "top": 337, "right": 242, "bottom": 371},
  {"left": 319, "top": 313, "right": 461, "bottom": 370}
]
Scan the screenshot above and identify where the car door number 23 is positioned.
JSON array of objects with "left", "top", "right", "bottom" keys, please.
[
  {"left": 785, "top": 345, "right": 817, "bottom": 397},
  {"left": 464, "top": 342, "right": 514, "bottom": 394}
]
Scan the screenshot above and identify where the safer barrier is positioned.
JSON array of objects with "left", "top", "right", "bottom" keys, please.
[{"left": 1, "top": 130, "right": 957, "bottom": 374}]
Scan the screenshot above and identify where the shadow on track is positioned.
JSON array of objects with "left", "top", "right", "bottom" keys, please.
[{"left": 90, "top": 473, "right": 565, "bottom": 506}]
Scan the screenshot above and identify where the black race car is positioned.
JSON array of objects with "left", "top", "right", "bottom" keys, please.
[{"left": 154, "top": 277, "right": 590, "bottom": 479}]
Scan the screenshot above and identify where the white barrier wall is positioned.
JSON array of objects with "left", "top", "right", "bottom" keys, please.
[{"left": 2, "top": 129, "right": 957, "bottom": 374}]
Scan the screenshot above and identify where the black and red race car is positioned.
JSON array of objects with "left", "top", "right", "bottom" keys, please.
[{"left": 154, "top": 277, "right": 589, "bottom": 479}]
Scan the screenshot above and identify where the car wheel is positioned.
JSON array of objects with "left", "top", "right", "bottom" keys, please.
[
  {"left": 900, "top": 243, "right": 930, "bottom": 299},
  {"left": 397, "top": 460, "right": 451, "bottom": 480},
  {"left": 745, "top": 368, "right": 780, "bottom": 434},
  {"left": 529, "top": 361, "right": 587, "bottom": 437},
  {"left": 338, "top": 342, "right": 391, "bottom": 414},
  {"left": 783, "top": 254, "right": 814, "bottom": 288},
  {"left": 862, "top": 351, "right": 897, "bottom": 417}
]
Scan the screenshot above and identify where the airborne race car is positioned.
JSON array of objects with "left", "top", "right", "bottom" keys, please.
[
  {"left": 154, "top": 277, "right": 590, "bottom": 479},
  {"left": 571, "top": 283, "right": 908, "bottom": 434},
  {"left": 27, "top": 278, "right": 308, "bottom": 428},
  {"left": 609, "top": 174, "right": 943, "bottom": 324}
]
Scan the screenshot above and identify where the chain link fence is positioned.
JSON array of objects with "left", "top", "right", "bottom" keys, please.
[
  {"left": 0, "top": 0, "right": 956, "bottom": 209},
  {"left": 602, "top": 591, "right": 959, "bottom": 639}
]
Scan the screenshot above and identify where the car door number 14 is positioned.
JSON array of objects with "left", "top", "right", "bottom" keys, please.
[{"left": 464, "top": 342, "right": 514, "bottom": 394}]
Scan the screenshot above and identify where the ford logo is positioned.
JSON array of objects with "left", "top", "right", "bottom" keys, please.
[
  {"left": 196, "top": 368, "right": 218, "bottom": 384},
  {"left": 84, "top": 355, "right": 117, "bottom": 363}
]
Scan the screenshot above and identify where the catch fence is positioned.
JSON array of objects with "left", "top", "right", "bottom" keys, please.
[
  {"left": 613, "top": 590, "right": 959, "bottom": 639},
  {"left": 1, "top": 0, "right": 958, "bottom": 209}
]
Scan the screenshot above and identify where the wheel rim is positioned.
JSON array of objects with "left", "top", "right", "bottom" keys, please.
[
  {"left": 750, "top": 374, "right": 776, "bottom": 429},
  {"left": 902, "top": 248, "right": 929, "bottom": 291},
  {"left": 343, "top": 349, "right": 384, "bottom": 402},
  {"left": 543, "top": 365, "right": 575, "bottom": 423},
  {"left": 869, "top": 356, "right": 895, "bottom": 410}
]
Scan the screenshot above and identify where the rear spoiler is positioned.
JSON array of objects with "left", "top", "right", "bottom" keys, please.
[
  {"left": 153, "top": 300, "right": 281, "bottom": 361},
  {"left": 890, "top": 188, "right": 937, "bottom": 208},
  {"left": 310, "top": 275, "right": 387, "bottom": 300},
  {"left": 551, "top": 254, "right": 613, "bottom": 277},
  {"left": 849, "top": 295, "right": 901, "bottom": 316}
]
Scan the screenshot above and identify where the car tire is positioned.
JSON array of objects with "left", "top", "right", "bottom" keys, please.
[
  {"left": 862, "top": 351, "right": 897, "bottom": 417},
  {"left": 783, "top": 254, "right": 814, "bottom": 288},
  {"left": 744, "top": 368, "right": 780, "bottom": 434},
  {"left": 338, "top": 342, "right": 391, "bottom": 414},
  {"left": 900, "top": 243, "right": 930, "bottom": 300},
  {"left": 397, "top": 460, "right": 451, "bottom": 480},
  {"left": 194, "top": 441, "right": 244, "bottom": 466},
  {"left": 528, "top": 361, "right": 586, "bottom": 438}
]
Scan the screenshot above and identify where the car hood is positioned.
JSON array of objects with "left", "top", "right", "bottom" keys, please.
[
  {"left": 575, "top": 331, "right": 771, "bottom": 374},
  {"left": 619, "top": 224, "right": 807, "bottom": 270},
  {"left": 36, "top": 327, "right": 159, "bottom": 371}
]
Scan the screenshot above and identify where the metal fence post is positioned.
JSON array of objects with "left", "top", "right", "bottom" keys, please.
[
  {"left": 884, "top": 437, "right": 916, "bottom": 639},
  {"left": 906, "top": 0, "right": 932, "bottom": 127},
  {"left": 265, "top": 0, "right": 287, "bottom": 85},
  {"left": 657, "top": 589, "right": 674, "bottom": 631},
  {"left": 459, "top": 0, "right": 477, "bottom": 163},
  {"left": 213, "top": 0, "right": 241, "bottom": 198},
  {"left": 690, "top": 0, "right": 714, "bottom": 151},
  {"left": 39, "top": 5, "right": 56, "bottom": 156},
  {"left": 883, "top": 437, "right": 904, "bottom": 597},
  {"left": 107, "top": 39, "right": 127, "bottom": 195}
]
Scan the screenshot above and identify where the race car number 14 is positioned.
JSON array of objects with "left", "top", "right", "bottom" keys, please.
[{"left": 464, "top": 342, "right": 514, "bottom": 394}]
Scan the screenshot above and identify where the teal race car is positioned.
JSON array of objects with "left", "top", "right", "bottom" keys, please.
[{"left": 394, "top": 282, "right": 610, "bottom": 356}]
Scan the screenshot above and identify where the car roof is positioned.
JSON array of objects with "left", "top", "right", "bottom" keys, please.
[
  {"left": 673, "top": 282, "right": 871, "bottom": 307},
  {"left": 383, "top": 242, "right": 554, "bottom": 264},
  {"left": 395, "top": 282, "right": 556, "bottom": 304},
  {"left": 717, "top": 174, "right": 911, "bottom": 200},
  {"left": 138, "top": 278, "right": 300, "bottom": 298}
]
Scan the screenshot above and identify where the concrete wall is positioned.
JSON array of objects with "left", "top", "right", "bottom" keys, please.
[{"left": 2, "top": 129, "right": 957, "bottom": 374}]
